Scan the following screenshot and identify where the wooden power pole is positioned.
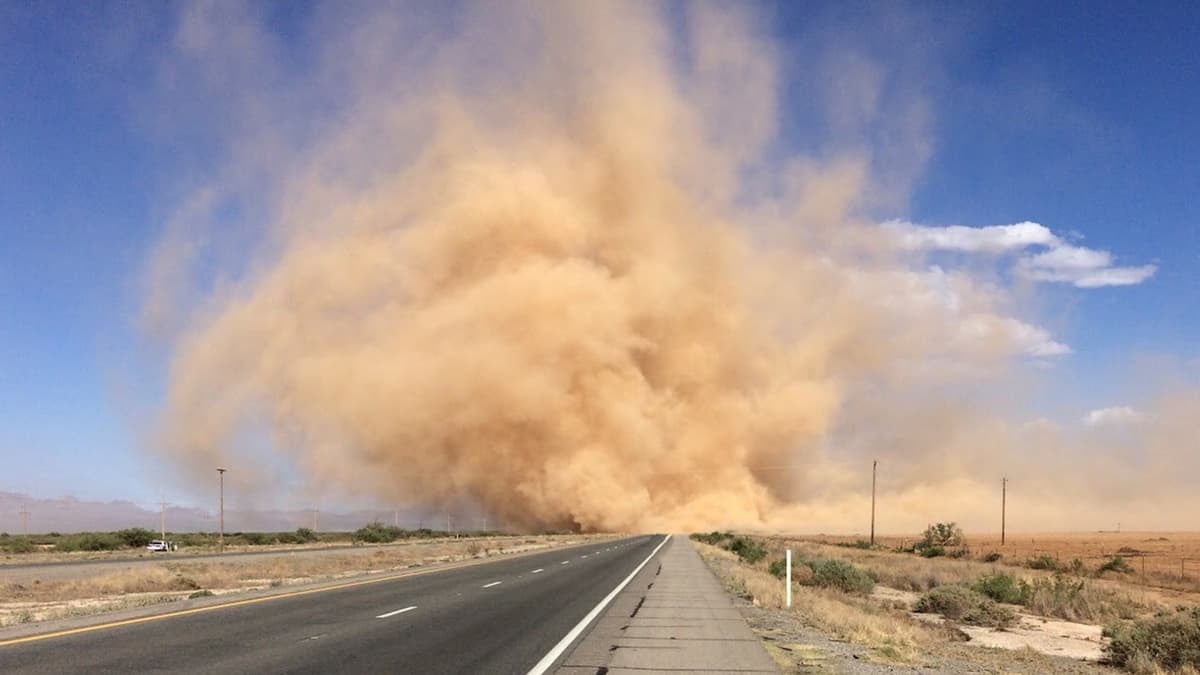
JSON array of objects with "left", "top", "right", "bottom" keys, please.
[
  {"left": 870, "top": 460, "right": 877, "bottom": 546},
  {"left": 1001, "top": 477, "right": 1008, "bottom": 546}
]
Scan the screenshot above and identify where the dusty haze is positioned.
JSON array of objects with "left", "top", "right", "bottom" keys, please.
[{"left": 145, "top": 2, "right": 1199, "bottom": 533}]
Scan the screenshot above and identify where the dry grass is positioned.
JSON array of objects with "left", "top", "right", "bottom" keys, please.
[
  {"left": 0, "top": 534, "right": 601, "bottom": 626},
  {"left": 765, "top": 536, "right": 1150, "bottom": 624},
  {"left": 802, "top": 532, "right": 1200, "bottom": 595},
  {"left": 696, "top": 542, "right": 938, "bottom": 665}
]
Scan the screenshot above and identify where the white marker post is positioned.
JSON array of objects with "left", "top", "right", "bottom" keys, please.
[{"left": 785, "top": 549, "right": 792, "bottom": 608}]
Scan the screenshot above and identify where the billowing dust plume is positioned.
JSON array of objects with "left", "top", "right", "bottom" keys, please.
[{"left": 146, "top": 2, "right": 1197, "bottom": 532}]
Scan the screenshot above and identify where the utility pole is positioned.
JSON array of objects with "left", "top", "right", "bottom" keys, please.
[
  {"left": 19, "top": 505, "right": 30, "bottom": 536},
  {"left": 870, "top": 460, "right": 877, "bottom": 546},
  {"left": 394, "top": 509, "right": 399, "bottom": 529},
  {"left": 312, "top": 508, "right": 318, "bottom": 532},
  {"left": 160, "top": 495, "right": 168, "bottom": 540},
  {"left": 1001, "top": 477, "right": 1007, "bottom": 546},
  {"left": 217, "top": 467, "right": 227, "bottom": 552}
]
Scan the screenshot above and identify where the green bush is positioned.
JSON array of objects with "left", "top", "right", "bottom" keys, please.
[
  {"left": 1104, "top": 606, "right": 1200, "bottom": 670},
  {"left": 57, "top": 532, "right": 123, "bottom": 552},
  {"left": 2, "top": 537, "right": 36, "bottom": 554},
  {"left": 1027, "top": 554, "right": 1062, "bottom": 571},
  {"left": 806, "top": 559, "right": 875, "bottom": 595},
  {"left": 294, "top": 527, "right": 318, "bottom": 543},
  {"left": 115, "top": 528, "right": 155, "bottom": 548},
  {"left": 982, "top": 551, "right": 1003, "bottom": 563},
  {"left": 1099, "top": 555, "right": 1135, "bottom": 574},
  {"left": 915, "top": 522, "right": 964, "bottom": 558},
  {"left": 768, "top": 558, "right": 788, "bottom": 579},
  {"left": 972, "top": 573, "right": 1030, "bottom": 604},
  {"left": 354, "top": 521, "right": 401, "bottom": 544},
  {"left": 690, "top": 531, "right": 732, "bottom": 546},
  {"left": 724, "top": 536, "right": 767, "bottom": 564},
  {"left": 915, "top": 585, "right": 1016, "bottom": 628}
]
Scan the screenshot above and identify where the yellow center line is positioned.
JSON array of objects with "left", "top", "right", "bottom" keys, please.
[{"left": 0, "top": 540, "right": 616, "bottom": 648}]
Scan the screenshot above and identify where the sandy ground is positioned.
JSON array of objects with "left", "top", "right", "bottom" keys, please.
[{"left": 875, "top": 586, "right": 1106, "bottom": 662}]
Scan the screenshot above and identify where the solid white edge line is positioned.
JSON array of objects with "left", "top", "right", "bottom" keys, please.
[
  {"left": 526, "top": 535, "right": 671, "bottom": 675},
  {"left": 376, "top": 605, "right": 417, "bottom": 619},
  {"left": 483, "top": 581, "right": 502, "bottom": 588}
]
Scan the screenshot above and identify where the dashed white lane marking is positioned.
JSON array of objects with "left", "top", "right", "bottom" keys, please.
[
  {"left": 483, "top": 581, "right": 502, "bottom": 588},
  {"left": 560, "top": 560, "right": 569, "bottom": 565},
  {"left": 580, "top": 555, "right": 588, "bottom": 558},
  {"left": 531, "top": 568, "right": 544, "bottom": 574},
  {"left": 376, "top": 606, "right": 417, "bottom": 619}
]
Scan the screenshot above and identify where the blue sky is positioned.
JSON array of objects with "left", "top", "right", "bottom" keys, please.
[{"left": 0, "top": 1, "right": 1196, "bottom": 512}]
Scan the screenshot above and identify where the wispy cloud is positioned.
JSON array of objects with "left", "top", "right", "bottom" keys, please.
[
  {"left": 1083, "top": 405, "right": 1145, "bottom": 427},
  {"left": 882, "top": 219, "right": 1156, "bottom": 288}
]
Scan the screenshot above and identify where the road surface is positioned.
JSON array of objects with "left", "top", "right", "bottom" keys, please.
[{"left": 0, "top": 534, "right": 666, "bottom": 674}]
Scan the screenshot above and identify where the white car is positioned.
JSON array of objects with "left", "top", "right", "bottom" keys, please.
[{"left": 146, "top": 540, "right": 170, "bottom": 552}]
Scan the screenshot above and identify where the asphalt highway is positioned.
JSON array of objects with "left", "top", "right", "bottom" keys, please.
[{"left": 0, "top": 534, "right": 666, "bottom": 674}]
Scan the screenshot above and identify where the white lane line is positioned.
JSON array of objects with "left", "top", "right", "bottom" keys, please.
[
  {"left": 531, "top": 568, "right": 544, "bottom": 574},
  {"left": 483, "top": 581, "right": 502, "bottom": 588},
  {"left": 580, "top": 555, "right": 588, "bottom": 559},
  {"left": 376, "top": 605, "right": 417, "bottom": 619},
  {"left": 527, "top": 535, "right": 671, "bottom": 675},
  {"left": 560, "top": 560, "right": 569, "bottom": 565}
]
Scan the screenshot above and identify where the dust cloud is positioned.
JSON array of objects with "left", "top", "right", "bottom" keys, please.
[{"left": 146, "top": 2, "right": 1197, "bottom": 533}]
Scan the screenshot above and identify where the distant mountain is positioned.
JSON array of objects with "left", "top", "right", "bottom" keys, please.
[{"left": 0, "top": 491, "right": 442, "bottom": 534}]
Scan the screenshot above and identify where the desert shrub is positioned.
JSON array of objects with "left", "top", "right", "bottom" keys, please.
[
  {"left": 1069, "top": 558, "right": 1086, "bottom": 575},
  {"left": 947, "top": 548, "right": 970, "bottom": 559},
  {"left": 115, "top": 528, "right": 155, "bottom": 548},
  {"left": 1027, "top": 554, "right": 1062, "bottom": 571},
  {"left": 806, "top": 559, "right": 875, "bottom": 595},
  {"left": 1024, "top": 575, "right": 1138, "bottom": 623},
  {"left": 914, "top": 585, "right": 1016, "bottom": 628},
  {"left": 1104, "top": 606, "right": 1200, "bottom": 671},
  {"left": 274, "top": 532, "right": 298, "bottom": 544},
  {"left": 972, "top": 573, "right": 1030, "bottom": 605},
  {"left": 834, "top": 540, "right": 875, "bottom": 550},
  {"left": 1099, "top": 555, "right": 1135, "bottom": 574},
  {"left": 353, "top": 521, "right": 401, "bottom": 543},
  {"left": 768, "top": 558, "right": 788, "bottom": 579},
  {"left": 916, "top": 522, "right": 965, "bottom": 556},
  {"left": 57, "top": 532, "right": 123, "bottom": 552},
  {"left": 294, "top": 527, "right": 318, "bottom": 543},
  {"left": 188, "top": 589, "right": 214, "bottom": 599},
  {"left": 240, "top": 532, "right": 269, "bottom": 545},
  {"left": 170, "top": 575, "right": 201, "bottom": 591},
  {"left": 918, "top": 545, "right": 945, "bottom": 558},
  {"left": 691, "top": 532, "right": 732, "bottom": 546},
  {"left": 724, "top": 536, "right": 767, "bottom": 564},
  {"left": 982, "top": 551, "right": 1003, "bottom": 563},
  {"left": 2, "top": 537, "right": 35, "bottom": 554}
]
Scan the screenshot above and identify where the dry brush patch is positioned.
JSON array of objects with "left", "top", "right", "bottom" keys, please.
[
  {"left": 695, "top": 541, "right": 938, "bottom": 665},
  {"left": 768, "top": 536, "right": 1157, "bottom": 625}
]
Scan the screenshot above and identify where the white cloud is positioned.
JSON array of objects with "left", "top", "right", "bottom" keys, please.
[
  {"left": 1083, "top": 406, "right": 1145, "bottom": 427},
  {"left": 883, "top": 220, "right": 1156, "bottom": 289},
  {"left": 882, "top": 220, "right": 1058, "bottom": 253},
  {"left": 958, "top": 313, "right": 1072, "bottom": 358}
]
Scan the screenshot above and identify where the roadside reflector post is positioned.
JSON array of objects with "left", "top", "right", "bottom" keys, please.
[{"left": 786, "top": 549, "right": 792, "bottom": 608}]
